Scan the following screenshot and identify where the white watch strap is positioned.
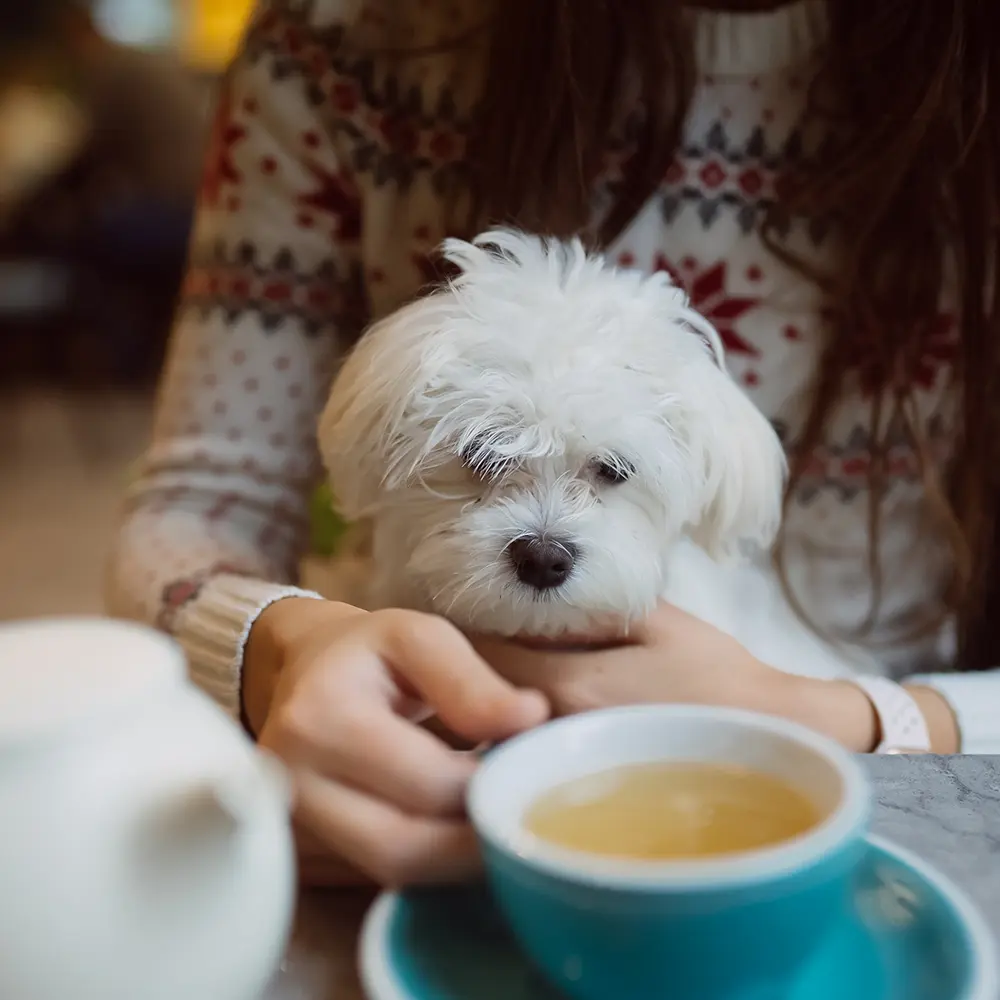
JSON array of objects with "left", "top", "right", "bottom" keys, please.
[{"left": 851, "top": 676, "right": 932, "bottom": 754}]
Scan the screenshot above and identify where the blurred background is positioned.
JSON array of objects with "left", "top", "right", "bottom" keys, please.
[{"left": 0, "top": 0, "right": 253, "bottom": 619}]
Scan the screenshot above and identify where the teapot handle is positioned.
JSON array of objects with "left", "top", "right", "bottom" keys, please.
[
  {"left": 128, "top": 747, "right": 295, "bottom": 966},
  {"left": 140, "top": 750, "right": 291, "bottom": 849},
  {"left": 205, "top": 750, "right": 291, "bottom": 827}
]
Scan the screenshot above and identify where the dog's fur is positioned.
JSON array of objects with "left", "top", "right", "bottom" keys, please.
[{"left": 318, "top": 230, "right": 873, "bottom": 678}]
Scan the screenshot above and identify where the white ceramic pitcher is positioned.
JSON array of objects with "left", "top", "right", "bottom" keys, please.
[{"left": 0, "top": 617, "right": 296, "bottom": 1000}]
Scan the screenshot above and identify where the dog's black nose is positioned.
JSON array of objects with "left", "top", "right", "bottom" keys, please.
[{"left": 509, "top": 537, "right": 577, "bottom": 590}]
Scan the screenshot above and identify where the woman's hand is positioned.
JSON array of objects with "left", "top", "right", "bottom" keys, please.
[
  {"left": 243, "top": 598, "right": 548, "bottom": 888},
  {"left": 475, "top": 603, "right": 882, "bottom": 752}
]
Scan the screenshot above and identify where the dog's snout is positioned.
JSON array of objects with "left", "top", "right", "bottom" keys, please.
[{"left": 509, "top": 536, "right": 577, "bottom": 590}]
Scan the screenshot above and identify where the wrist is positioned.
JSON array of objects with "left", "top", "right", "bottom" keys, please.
[
  {"left": 773, "top": 675, "right": 960, "bottom": 754},
  {"left": 906, "top": 685, "right": 960, "bottom": 754},
  {"left": 774, "top": 673, "right": 879, "bottom": 752},
  {"left": 242, "top": 597, "right": 348, "bottom": 735},
  {"left": 249, "top": 596, "right": 337, "bottom": 654}
]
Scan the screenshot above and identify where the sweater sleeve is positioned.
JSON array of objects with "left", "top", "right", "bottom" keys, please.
[
  {"left": 907, "top": 670, "right": 1000, "bottom": 754},
  {"left": 106, "top": 0, "right": 365, "bottom": 717}
]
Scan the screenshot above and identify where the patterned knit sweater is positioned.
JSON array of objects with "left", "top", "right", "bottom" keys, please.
[{"left": 106, "top": 0, "right": 1000, "bottom": 751}]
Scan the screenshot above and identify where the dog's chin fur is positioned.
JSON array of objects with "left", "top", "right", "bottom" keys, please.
[{"left": 318, "top": 229, "right": 787, "bottom": 640}]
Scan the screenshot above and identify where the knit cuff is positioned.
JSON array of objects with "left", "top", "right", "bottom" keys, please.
[
  {"left": 907, "top": 672, "right": 1000, "bottom": 755},
  {"left": 174, "top": 573, "right": 324, "bottom": 719}
]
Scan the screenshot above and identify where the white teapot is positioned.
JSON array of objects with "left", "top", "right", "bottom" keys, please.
[{"left": 0, "top": 617, "right": 296, "bottom": 1000}]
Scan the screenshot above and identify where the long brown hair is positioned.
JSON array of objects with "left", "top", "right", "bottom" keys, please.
[{"left": 461, "top": 0, "right": 1000, "bottom": 666}]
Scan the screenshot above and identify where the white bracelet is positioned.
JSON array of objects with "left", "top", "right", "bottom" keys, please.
[{"left": 851, "top": 676, "right": 932, "bottom": 754}]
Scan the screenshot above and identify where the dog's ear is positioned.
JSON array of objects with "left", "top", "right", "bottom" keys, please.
[
  {"left": 319, "top": 235, "right": 502, "bottom": 519},
  {"left": 685, "top": 368, "right": 787, "bottom": 560},
  {"left": 317, "top": 300, "right": 440, "bottom": 520}
]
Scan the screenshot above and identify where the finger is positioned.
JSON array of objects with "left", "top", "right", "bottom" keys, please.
[
  {"left": 305, "top": 705, "right": 479, "bottom": 816},
  {"left": 374, "top": 611, "right": 550, "bottom": 743},
  {"left": 294, "top": 769, "right": 482, "bottom": 887}
]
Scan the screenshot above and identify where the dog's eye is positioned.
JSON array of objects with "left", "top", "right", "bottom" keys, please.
[
  {"left": 593, "top": 457, "right": 634, "bottom": 485},
  {"left": 461, "top": 438, "right": 515, "bottom": 480}
]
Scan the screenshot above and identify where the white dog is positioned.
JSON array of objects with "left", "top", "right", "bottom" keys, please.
[{"left": 318, "top": 230, "right": 871, "bottom": 679}]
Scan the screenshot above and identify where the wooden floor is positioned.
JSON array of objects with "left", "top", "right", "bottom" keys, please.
[{"left": 0, "top": 389, "right": 152, "bottom": 621}]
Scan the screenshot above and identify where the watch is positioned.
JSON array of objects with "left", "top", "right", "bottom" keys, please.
[{"left": 851, "top": 676, "right": 932, "bottom": 754}]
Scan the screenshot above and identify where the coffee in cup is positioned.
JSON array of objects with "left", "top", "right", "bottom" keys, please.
[{"left": 524, "top": 760, "right": 822, "bottom": 860}]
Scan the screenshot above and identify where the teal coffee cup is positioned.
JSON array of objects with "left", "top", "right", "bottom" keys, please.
[{"left": 466, "top": 705, "right": 872, "bottom": 1000}]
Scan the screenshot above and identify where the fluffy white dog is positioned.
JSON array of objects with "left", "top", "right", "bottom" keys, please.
[{"left": 318, "top": 230, "right": 868, "bottom": 679}]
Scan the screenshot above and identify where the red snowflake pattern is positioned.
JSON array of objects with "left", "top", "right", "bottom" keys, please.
[
  {"left": 297, "top": 160, "right": 362, "bottom": 240},
  {"left": 200, "top": 87, "right": 247, "bottom": 208},
  {"left": 847, "top": 312, "right": 956, "bottom": 395},
  {"left": 654, "top": 256, "right": 761, "bottom": 357}
]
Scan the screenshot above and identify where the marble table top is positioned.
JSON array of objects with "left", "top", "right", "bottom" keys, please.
[{"left": 265, "top": 755, "right": 1000, "bottom": 1000}]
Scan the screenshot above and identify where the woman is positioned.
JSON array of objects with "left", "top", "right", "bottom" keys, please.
[{"left": 108, "top": 0, "right": 1000, "bottom": 886}]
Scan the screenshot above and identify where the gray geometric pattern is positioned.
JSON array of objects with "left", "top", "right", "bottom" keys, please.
[{"left": 660, "top": 119, "right": 833, "bottom": 242}]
